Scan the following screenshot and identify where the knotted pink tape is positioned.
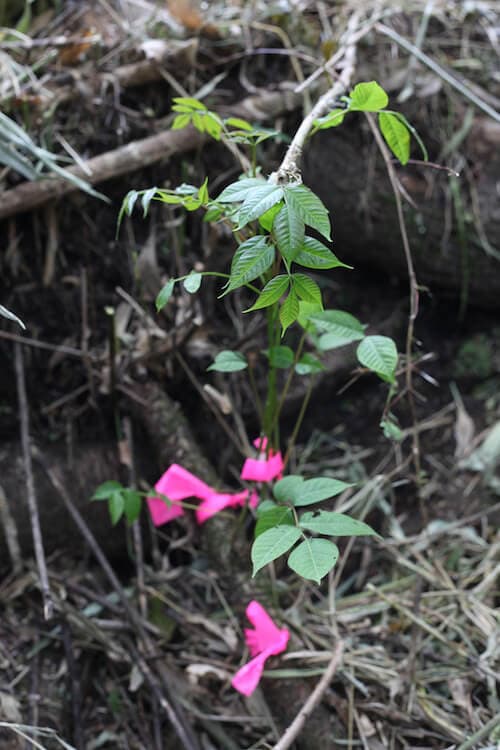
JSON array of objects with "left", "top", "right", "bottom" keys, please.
[
  {"left": 147, "top": 437, "right": 283, "bottom": 526},
  {"left": 232, "top": 600, "right": 289, "bottom": 696},
  {"left": 240, "top": 437, "right": 284, "bottom": 483},
  {"left": 147, "top": 464, "right": 258, "bottom": 526}
]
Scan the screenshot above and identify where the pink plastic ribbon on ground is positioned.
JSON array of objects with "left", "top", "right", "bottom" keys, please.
[
  {"left": 240, "top": 437, "right": 284, "bottom": 483},
  {"left": 231, "top": 600, "right": 289, "bottom": 696},
  {"left": 147, "top": 463, "right": 258, "bottom": 526}
]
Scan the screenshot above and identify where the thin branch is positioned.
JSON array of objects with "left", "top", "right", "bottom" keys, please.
[
  {"left": 33, "top": 447, "right": 201, "bottom": 750},
  {"left": 272, "top": 640, "right": 344, "bottom": 750},
  {"left": 14, "top": 342, "right": 53, "bottom": 620},
  {"left": 272, "top": 12, "right": 361, "bottom": 183},
  {"left": 365, "top": 114, "right": 424, "bottom": 506}
]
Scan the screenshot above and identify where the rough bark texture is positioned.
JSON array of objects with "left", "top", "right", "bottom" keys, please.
[
  {"left": 303, "top": 116, "right": 500, "bottom": 309},
  {"left": 127, "top": 382, "right": 251, "bottom": 578}
]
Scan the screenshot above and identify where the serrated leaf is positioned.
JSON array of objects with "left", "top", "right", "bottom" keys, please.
[
  {"left": 172, "top": 96, "right": 206, "bottom": 111},
  {"left": 172, "top": 114, "right": 191, "bottom": 130},
  {"left": 259, "top": 201, "right": 283, "bottom": 231},
  {"left": 380, "top": 418, "right": 404, "bottom": 442},
  {"left": 264, "top": 345, "right": 294, "bottom": 369},
  {"left": 251, "top": 525, "right": 302, "bottom": 575},
  {"left": 123, "top": 490, "right": 142, "bottom": 524},
  {"left": 357, "top": 335, "right": 398, "bottom": 383},
  {"left": 207, "top": 350, "right": 248, "bottom": 372},
  {"left": 255, "top": 507, "right": 294, "bottom": 537},
  {"left": 204, "top": 205, "right": 223, "bottom": 222},
  {"left": 273, "top": 475, "right": 304, "bottom": 503},
  {"left": 349, "top": 81, "right": 388, "bottom": 112},
  {"left": 294, "top": 237, "right": 349, "bottom": 270},
  {"left": 295, "top": 353, "right": 325, "bottom": 375},
  {"left": 292, "top": 274, "right": 322, "bottom": 305},
  {"left": 289, "top": 477, "right": 352, "bottom": 506},
  {"left": 284, "top": 184, "right": 331, "bottom": 240},
  {"left": 297, "top": 301, "right": 323, "bottom": 332},
  {"left": 198, "top": 178, "right": 209, "bottom": 204},
  {"left": 308, "top": 309, "right": 365, "bottom": 349},
  {"left": 224, "top": 117, "right": 253, "bottom": 131},
  {"left": 314, "top": 108, "right": 347, "bottom": 130},
  {"left": 217, "top": 177, "right": 267, "bottom": 203},
  {"left": 156, "top": 279, "right": 176, "bottom": 311},
  {"left": 245, "top": 275, "right": 289, "bottom": 312},
  {"left": 273, "top": 204, "right": 305, "bottom": 261},
  {"left": 92, "top": 481, "right": 124, "bottom": 501},
  {"left": 299, "top": 510, "right": 377, "bottom": 537},
  {"left": 287, "top": 538, "right": 339, "bottom": 583},
  {"left": 378, "top": 112, "right": 410, "bottom": 165},
  {"left": 203, "top": 114, "right": 222, "bottom": 140},
  {"left": 222, "top": 236, "right": 274, "bottom": 295},
  {"left": 183, "top": 272, "right": 202, "bottom": 293},
  {"left": 279, "top": 289, "right": 299, "bottom": 334},
  {"left": 238, "top": 185, "right": 284, "bottom": 227},
  {"left": 256, "top": 500, "right": 277, "bottom": 515},
  {"left": 109, "top": 491, "right": 125, "bottom": 525}
]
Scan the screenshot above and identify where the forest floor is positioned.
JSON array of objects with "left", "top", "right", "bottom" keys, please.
[{"left": 0, "top": 1, "right": 499, "bottom": 749}]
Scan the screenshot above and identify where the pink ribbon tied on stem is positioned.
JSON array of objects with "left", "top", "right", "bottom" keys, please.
[
  {"left": 147, "top": 436, "right": 283, "bottom": 527},
  {"left": 240, "top": 437, "right": 284, "bottom": 483},
  {"left": 147, "top": 463, "right": 258, "bottom": 526},
  {"left": 231, "top": 600, "right": 289, "bottom": 696}
]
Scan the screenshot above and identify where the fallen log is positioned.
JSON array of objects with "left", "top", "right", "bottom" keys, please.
[
  {"left": 304, "top": 116, "right": 500, "bottom": 310},
  {"left": 0, "top": 126, "right": 206, "bottom": 220},
  {"left": 0, "top": 85, "right": 306, "bottom": 221}
]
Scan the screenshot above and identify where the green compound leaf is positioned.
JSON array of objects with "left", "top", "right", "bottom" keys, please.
[
  {"left": 378, "top": 112, "right": 410, "bottom": 165},
  {"left": 356, "top": 335, "right": 398, "bottom": 383},
  {"left": 156, "top": 279, "right": 176, "bottom": 311},
  {"left": 123, "top": 490, "right": 142, "bottom": 524},
  {"left": 217, "top": 177, "right": 267, "bottom": 203},
  {"left": 245, "top": 275, "right": 289, "bottom": 312},
  {"left": 109, "top": 491, "right": 125, "bottom": 526},
  {"left": 273, "top": 475, "right": 305, "bottom": 503},
  {"left": 255, "top": 507, "right": 294, "bottom": 538},
  {"left": 264, "top": 345, "right": 294, "bottom": 369},
  {"left": 295, "top": 353, "right": 325, "bottom": 375},
  {"left": 288, "top": 477, "right": 353, "bottom": 507},
  {"left": 238, "top": 184, "right": 284, "bottom": 228},
  {"left": 292, "top": 274, "right": 322, "bottom": 305},
  {"left": 288, "top": 538, "right": 339, "bottom": 583},
  {"left": 284, "top": 184, "right": 331, "bottom": 241},
  {"left": 92, "top": 481, "right": 124, "bottom": 501},
  {"left": 279, "top": 289, "right": 300, "bottom": 334},
  {"left": 207, "top": 350, "right": 248, "bottom": 372},
  {"left": 252, "top": 525, "right": 302, "bottom": 576},
  {"left": 308, "top": 309, "right": 365, "bottom": 349},
  {"left": 299, "top": 510, "right": 377, "bottom": 537},
  {"left": 183, "top": 271, "right": 202, "bottom": 293},
  {"left": 273, "top": 204, "right": 305, "bottom": 261},
  {"left": 349, "top": 81, "right": 389, "bottom": 112},
  {"left": 294, "top": 237, "right": 350, "bottom": 270},
  {"left": 222, "top": 236, "right": 274, "bottom": 295}
]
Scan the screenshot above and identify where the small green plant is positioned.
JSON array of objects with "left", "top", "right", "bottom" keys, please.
[{"left": 104, "top": 81, "right": 421, "bottom": 583}]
